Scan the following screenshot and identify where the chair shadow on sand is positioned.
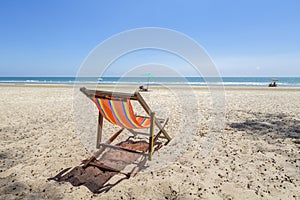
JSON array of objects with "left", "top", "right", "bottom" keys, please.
[
  {"left": 48, "top": 137, "right": 158, "bottom": 193},
  {"left": 229, "top": 112, "right": 300, "bottom": 142}
]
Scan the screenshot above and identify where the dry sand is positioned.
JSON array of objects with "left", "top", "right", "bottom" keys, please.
[{"left": 0, "top": 85, "right": 299, "bottom": 199}]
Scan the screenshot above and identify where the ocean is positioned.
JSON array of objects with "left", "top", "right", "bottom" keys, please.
[{"left": 0, "top": 77, "right": 299, "bottom": 87}]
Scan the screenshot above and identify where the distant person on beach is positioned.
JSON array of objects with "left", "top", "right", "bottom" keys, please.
[
  {"left": 268, "top": 82, "right": 277, "bottom": 87},
  {"left": 139, "top": 85, "right": 148, "bottom": 91}
]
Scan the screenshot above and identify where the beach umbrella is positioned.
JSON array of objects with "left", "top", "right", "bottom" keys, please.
[{"left": 142, "top": 73, "right": 155, "bottom": 89}]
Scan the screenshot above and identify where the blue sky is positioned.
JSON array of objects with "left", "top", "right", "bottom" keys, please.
[{"left": 0, "top": 0, "right": 299, "bottom": 77}]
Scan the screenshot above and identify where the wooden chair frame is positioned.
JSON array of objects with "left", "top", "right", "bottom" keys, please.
[{"left": 80, "top": 87, "right": 171, "bottom": 162}]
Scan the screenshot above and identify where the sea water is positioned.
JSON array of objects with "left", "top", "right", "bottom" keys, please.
[{"left": 0, "top": 77, "right": 299, "bottom": 87}]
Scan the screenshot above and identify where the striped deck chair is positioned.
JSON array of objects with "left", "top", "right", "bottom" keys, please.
[{"left": 80, "top": 87, "right": 171, "bottom": 162}]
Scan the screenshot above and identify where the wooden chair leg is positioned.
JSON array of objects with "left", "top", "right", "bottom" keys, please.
[
  {"left": 96, "top": 112, "right": 103, "bottom": 149},
  {"left": 154, "top": 117, "right": 169, "bottom": 142},
  {"left": 149, "top": 112, "right": 155, "bottom": 160},
  {"left": 155, "top": 118, "right": 171, "bottom": 142}
]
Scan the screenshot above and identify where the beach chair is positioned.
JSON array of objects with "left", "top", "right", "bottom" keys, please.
[
  {"left": 80, "top": 87, "right": 171, "bottom": 165},
  {"left": 48, "top": 87, "right": 172, "bottom": 192}
]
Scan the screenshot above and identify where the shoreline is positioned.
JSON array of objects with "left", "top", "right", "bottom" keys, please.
[{"left": 0, "top": 83, "right": 299, "bottom": 91}]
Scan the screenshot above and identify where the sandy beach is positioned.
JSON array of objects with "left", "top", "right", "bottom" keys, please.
[{"left": 0, "top": 85, "right": 299, "bottom": 199}]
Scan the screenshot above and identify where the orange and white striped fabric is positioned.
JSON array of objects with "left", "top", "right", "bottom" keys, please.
[{"left": 93, "top": 97, "right": 151, "bottom": 129}]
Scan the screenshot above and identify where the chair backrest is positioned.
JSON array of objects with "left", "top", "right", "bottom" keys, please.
[
  {"left": 93, "top": 97, "right": 150, "bottom": 129},
  {"left": 80, "top": 87, "right": 172, "bottom": 157}
]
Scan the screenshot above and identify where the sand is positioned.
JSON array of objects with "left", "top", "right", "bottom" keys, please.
[{"left": 0, "top": 85, "right": 299, "bottom": 199}]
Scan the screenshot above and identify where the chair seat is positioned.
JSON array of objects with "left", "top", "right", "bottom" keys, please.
[{"left": 94, "top": 98, "right": 151, "bottom": 129}]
